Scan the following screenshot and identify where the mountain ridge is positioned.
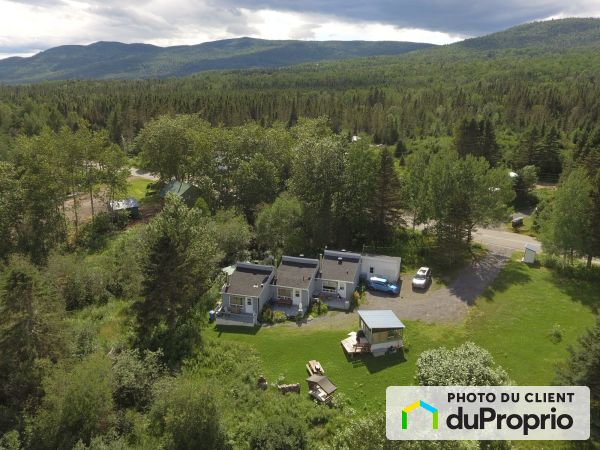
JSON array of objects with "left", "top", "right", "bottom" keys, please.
[
  {"left": 1, "top": 18, "right": 600, "bottom": 84},
  {"left": 0, "top": 38, "right": 435, "bottom": 83}
]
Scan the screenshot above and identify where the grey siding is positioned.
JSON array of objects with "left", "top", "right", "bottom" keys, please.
[
  {"left": 301, "top": 289, "right": 309, "bottom": 311},
  {"left": 222, "top": 292, "right": 230, "bottom": 308},
  {"left": 257, "top": 273, "right": 276, "bottom": 315}
]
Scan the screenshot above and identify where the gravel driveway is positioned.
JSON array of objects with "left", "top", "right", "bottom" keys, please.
[{"left": 361, "top": 252, "right": 508, "bottom": 323}]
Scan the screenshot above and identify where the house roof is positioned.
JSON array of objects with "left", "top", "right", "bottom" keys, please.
[
  {"left": 306, "top": 375, "right": 337, "bottom": 395},
  {"left": 358, "top": 310, "right": 405, "bottom": 330},
  {"left": 320, "top": 250, "right": 361, "bottom": 282},
  {"left": 274, "top": 257, "right": 319, "bottom": 289},
  {"left": 159, "top": 180, "right": 196, "bottom": 198},
  {"left": 525, "top": 244, "right": 538, "bottom": 252},
  {"left": 362, "top": 253, "right": 401, "bottom": 263},
  {"left": 224, "top": 263, "right": 274, "bottom": 297},
  {"left": 109, "top": 198, "right": 139, "bottom": 211}
]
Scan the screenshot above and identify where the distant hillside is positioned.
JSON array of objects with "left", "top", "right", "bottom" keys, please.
[
  {"left": 0, "top": 38, "right": 435, "bottom": 83},
  {"left": 457, "top": 17, "right": 600, "bottom": 52}
]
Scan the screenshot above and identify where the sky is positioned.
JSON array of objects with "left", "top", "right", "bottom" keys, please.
[{"left": 1, "top": 0, "right": 600, "bottom": 59}]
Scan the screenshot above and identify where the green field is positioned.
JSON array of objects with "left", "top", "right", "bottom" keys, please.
[
  {"left": 125, "top": 177, "right": 155, "bottom": 201},
  {"left": 209, "top": 259, "right": 600, "bottom": 411}
]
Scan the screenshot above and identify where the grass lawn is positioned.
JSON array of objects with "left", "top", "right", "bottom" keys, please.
[
  {"left": 506, "top": 215, "right": 537, "bottom": 237},
  {"left": 209, "top": 258, "right": 600, "bottom": 412},
  {"left": 126, "top": 177, "right": 155, "bottom": 201}
]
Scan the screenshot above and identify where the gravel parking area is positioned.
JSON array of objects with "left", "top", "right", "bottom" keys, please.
[{"left": 361, "top": 253, "right": 508, "bottom": 323}]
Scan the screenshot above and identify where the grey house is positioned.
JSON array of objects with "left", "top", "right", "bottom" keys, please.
[
  {"left": 216, "top": 262, "right": 275, "bottom": 327},
  {"left": 316, "top": 250, "right": 361, "bottom": 310},
  {"left": 271, "top": 256, "right": 319, "bottom": 316}
]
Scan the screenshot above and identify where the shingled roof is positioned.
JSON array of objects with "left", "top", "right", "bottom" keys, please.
[
  {"left": 320, "top": 250, "right": 361, "bottom": 282},
  {"left": 224, "top": 263, "right": 274, "bottom": 297},
  {"left": 274, "top": 256, "right": 319, "bottom": 289}
]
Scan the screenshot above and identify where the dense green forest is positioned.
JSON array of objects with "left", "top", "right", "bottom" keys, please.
[
  {"left": 0, "top": 17, "right": 599, "bottom": 450},
  {"left": 2, "top": 19, "right": 600, "bottom": 184}
]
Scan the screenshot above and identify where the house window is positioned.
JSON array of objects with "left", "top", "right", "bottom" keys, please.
[
  {"left": 339, "top": 285, "right": 344, "bottom": 291},
  {"left": 246, "top": 298, "right": 252, "bottom": 306},
  {"left": 295, "top": 291, "right": 300, "bottom": 297},
  {"left": 322, "top": 281, "right": 337, "bottom": 293},
  {"left": 369, "top": 267, "right": 374, "bottom": 274},
  {"left": 387, "top": 329, "right": 401, "bottom": 340},
  {"left": 230, "top": 296, "right": 243, "bottom": 306},
  {"left": 278, "top": 287, "right": 292, "bottom": 299}
]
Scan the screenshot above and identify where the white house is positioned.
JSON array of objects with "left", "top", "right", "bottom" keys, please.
[
  {"left": 360, "top": 254, "right": 401, "bottom": 282},
  {"left": 316, "top": 250, "right": 362, "bottom": 310},
  {"left": 217, "top": 262, "right": 275, "bottom": 327}
]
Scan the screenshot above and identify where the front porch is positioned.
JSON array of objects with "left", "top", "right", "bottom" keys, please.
[
  {"left": 215, "top": 305, "right": 256, "bottom": 327},
  {"left": 318, "top": 292, "right": 350, "bottom": 311},
  {"left": 268, "top": 298, "right": 304, "bottom": 318}
]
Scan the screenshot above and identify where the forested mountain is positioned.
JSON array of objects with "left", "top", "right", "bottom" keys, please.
[
  {"left": 0, "top": 38, "right": 434, "bottom": 83},
  {"left": 457, "top": 17, "right": 600, "bottom": 52}
]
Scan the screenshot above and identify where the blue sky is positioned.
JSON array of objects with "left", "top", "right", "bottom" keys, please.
[{"left": 1, "top": 0, "right": 599, "bottom": 58}]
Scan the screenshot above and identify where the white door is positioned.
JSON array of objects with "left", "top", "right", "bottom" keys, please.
[
  {"left": 293, "top": 289, "right": 301, "bottom": 305},
  {"left": 245, "top": 297, "right": 254, "bottom": 314}
]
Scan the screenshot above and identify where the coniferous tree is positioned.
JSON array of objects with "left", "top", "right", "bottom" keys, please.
[
  {"left": 134, "top": 194, "right": 219, "bottom": 364},
  {"left": 370, "top": 147, "right": 403, "bottom": 242},
  {"left": 556, "top": 313, "right": 600, "bottom": 439},
  {"left": 0, "top": 257, "right": 65, "bottom": 433}
]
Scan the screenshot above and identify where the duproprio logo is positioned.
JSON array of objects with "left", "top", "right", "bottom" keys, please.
[{"left": 402, "top": 400, "right": 439, "bottom": 430}]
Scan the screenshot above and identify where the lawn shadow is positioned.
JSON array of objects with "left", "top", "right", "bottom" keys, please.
[
  {"left": 547, "top": 274, "right": 600, "bottom": 313},
  {"left": 214, "top": 324, "right": 260, "bottom": 337},
  {"left": 466, "top": 256, "right": 531, "bottom": 303},
  {"left": 345, "top": 350, "right": 407, "bottom": 374}
]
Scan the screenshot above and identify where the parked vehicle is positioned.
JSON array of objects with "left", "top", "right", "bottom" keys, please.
[
  {"left": 367, "top": 276, "right": 400, "bottom": 295},
  {"left": 412, "top": 267, "right": 432, "bottom": 290}
]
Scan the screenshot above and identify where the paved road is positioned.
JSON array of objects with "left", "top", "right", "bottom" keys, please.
[{"left": 472, "top": 228, "right": 540, "bottom": 256}]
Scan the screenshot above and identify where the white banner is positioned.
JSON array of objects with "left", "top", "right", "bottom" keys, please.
[{"left": 386, "top": 386, "right": 590, "bottom": 440}]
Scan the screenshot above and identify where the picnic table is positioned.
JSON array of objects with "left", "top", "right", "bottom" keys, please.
[{"left": 306, "top": 360, "right": 325, "bottom": 376}]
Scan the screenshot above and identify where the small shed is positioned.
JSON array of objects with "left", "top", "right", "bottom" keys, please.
[
  {"left": 522, "top": 244, "right": 537, "bottom": 264},
  {"left": 108, "top": 198, "right": 140, "bottom": 218},
  {"left": 159, "top": 180, "right": 201, "bottom": 207},
  {"left": 358, "top": 310, "right": 405, "bottom": 355},
  {"left": 306, "top": 374, "right": 337, "bottom": 403}
]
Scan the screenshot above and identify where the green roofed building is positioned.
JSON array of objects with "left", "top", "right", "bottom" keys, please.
[{"left": 159, "top": 180, "right": 201, "bottom": 207}]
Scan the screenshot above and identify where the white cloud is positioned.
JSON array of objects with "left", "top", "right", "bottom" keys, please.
[{"left": 0, "top": 0, "right": 599, "bottom": 58}]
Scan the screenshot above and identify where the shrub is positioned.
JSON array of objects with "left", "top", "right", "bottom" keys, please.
[
  {"left": 259, "top": 307, "right": 274, "bottom": 324},
  {"left": 111, "top": 349, "right": 165, "bottom": 410},
  {"left": 416, "top": 342, "right": 511, "bottom": 386},
  {"left": 540, "top": 254, "right": 600, "bottom": 282},
  {"left": 76, "top": 212, "right": 128, "bottom": 250},
  {"left": 47, "top": 254, "right": 112, "bottom": 310},
  {"left": 273, "top": 311, "right": 287, "bottom": 323},
  {"left": 308, "top": 301, "right": 328, "bottom": 318},
  {"left": 548, "top": 323, "right": 563, "bottom": 344}
]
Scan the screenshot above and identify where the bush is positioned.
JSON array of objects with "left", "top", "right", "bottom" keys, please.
[
  {"left": 76, "top": 212, "right": 128, "bottom": 250},
  {"left": 259, "top": 307, "right": 274, "bottom": 324},
  {"left": 47, "top": 254, "right": 112, "bottom": 310},
  {"left": 111, "top": 349, "right": 165, "bottom": 410},
  {"left": 416, "top": 342, "right": 511, "bottom": 386},
  {"left": 149, "top": 378, "right": 226, "bottom": 450},
  {"left": 548, "top": 323, "right": 563, "bottom": 344},
  {"left": 540, "top": 254, "right": 600, "bottom": 282},
  {"left": 273, "top": 311, "right": 287, "bottom": 323},
  {"left": 308, "top": 301, "right": 328, "bottom": 318}
]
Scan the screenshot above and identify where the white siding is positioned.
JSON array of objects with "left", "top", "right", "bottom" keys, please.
[{"left": 360, "top": 255, "right": 401, "bottom": 282}]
